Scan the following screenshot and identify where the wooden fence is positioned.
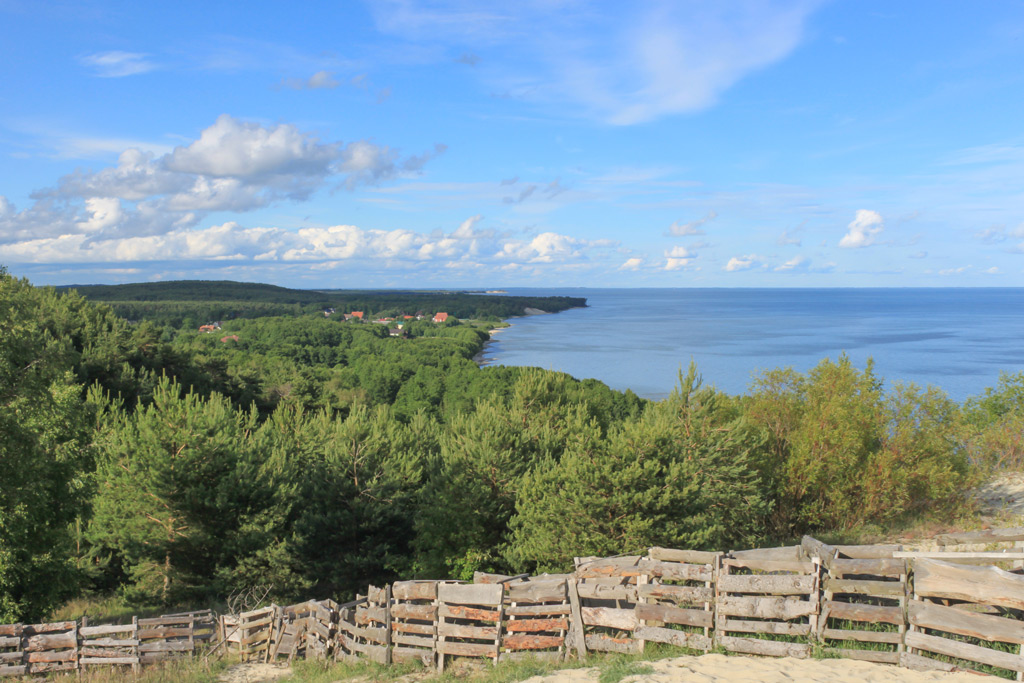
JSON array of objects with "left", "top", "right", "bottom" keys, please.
[{"left": 6, "top": 529, "right": 1024, "bottom": 678}]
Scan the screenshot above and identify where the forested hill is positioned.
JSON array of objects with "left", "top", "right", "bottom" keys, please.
[{"left": 61, "top": 280, "right": 586, "bottom": 326}]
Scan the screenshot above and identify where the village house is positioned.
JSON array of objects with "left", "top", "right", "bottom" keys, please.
[{"left": 432, "top": 312, "right": 449, "bottom": 323}]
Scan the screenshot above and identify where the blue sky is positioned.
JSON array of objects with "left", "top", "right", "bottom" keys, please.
[{"left": 2, "top": 1, "right": 1024, "bottom": 288}]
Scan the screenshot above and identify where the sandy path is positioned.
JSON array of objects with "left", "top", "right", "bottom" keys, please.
[
  {"left": 522, "top": 655, "right": 982, "bottom": 683},
  {"left": 218, "top": 662, "right": 292, "bottom": 683}
]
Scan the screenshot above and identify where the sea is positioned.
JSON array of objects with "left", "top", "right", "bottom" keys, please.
[{"left": 477, "top": 288, "right": 1024, "bottom": 403}]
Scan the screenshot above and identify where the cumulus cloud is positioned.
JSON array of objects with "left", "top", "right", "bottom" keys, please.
[
  {"left": 669, "top": 210, "right": 716, "bottom": 236},
  {"left": 79, "top": 51, "right": 158, "bottom": 77},
  {"left": 774, "top": 255, "right": 808, "bottom": 271},
  {"left": 839, "top": 210, "right": 884, "bottom": 248},
  {"left": 619, "top": 257, "right": 644, "bottom": 271},
  {"left": 1, "top": 115, "right": 444, "bottom": 245},
  {"left": 777, "top": 228, "right": 802, "bottom": 246},
  {"left": 725, "top": 254, "right": 758, "bottom": 271}
]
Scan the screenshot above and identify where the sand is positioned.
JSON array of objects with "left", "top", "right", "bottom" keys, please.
[{"left": 522, "top": 655, "right": 983, "bottom": 683}]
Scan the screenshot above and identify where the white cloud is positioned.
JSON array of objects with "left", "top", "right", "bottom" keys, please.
[
  {"left": 619, "top": 257, "right": 644, "bottom": 271},
  {"left": 369, "top": 2, "right": 821, "bottom": 125},
  {"left": 777, "top": 228, "right": 802, "bottom": 246},
  {"left": 774, "top": 255, "right": 809, "bottom": 271},
  {"left": 1, "top": 115, "right": 443, "bottom": 244},
  {"left": 839, "top": 209, "right": 884, "bottom": 248},
  {"left": 669, "top": 210, "right": 716, "bottom": 236},
  {"left": 79, "top": 51, "right": 158, "bottom": 77},
  {"left": 985, "top": 266, "right": 1000, "bottom": 274},
  {"left": 725, "top": 254, "right": 758, "bottom": 271}
]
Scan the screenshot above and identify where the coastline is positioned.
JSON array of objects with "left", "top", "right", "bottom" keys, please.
[{"left": 473, "top": 326, "right": 505, "bottom": 365}]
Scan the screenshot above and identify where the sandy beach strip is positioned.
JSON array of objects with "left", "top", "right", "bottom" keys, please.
[{"left": 522, "top": 654, "right": 983, "bottom": 683}]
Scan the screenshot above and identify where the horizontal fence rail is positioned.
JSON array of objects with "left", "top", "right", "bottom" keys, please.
[{"left": 5, "top": 529, "right": 1024, "bottom": 678}]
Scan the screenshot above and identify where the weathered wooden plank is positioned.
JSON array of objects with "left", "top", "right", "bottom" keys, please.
[
  {"left": 935, "top": 527, "right": 1024, "bottom": 545},
  {"left": 392, "top": 581, "right": 438, "bottom": 601},
  {"left": 566, "top": 580, "right": 586, "bottom": 658},
  {"left": 391, "top": 604, "right": 437, "bottom": 621},
  {"left": 79, "top": 646, "right": 135, "bottom": 657},
  {"left": 647, "top": 547, "right": 720, "bottom": 565},
  {"left": 897, "top": 551, "right": 1024, "bottom": 560},
  {"left": 722, "top": 558, "right": 815, "bottom": 573},
  {"left": 500, "top": 650, "right": 564, "bottom": 662},
  {"left": 138, "top": 626, "right": 192, "bottom": 639},
  {"left": 239, "top": 616, "right": 274, "bottom": 631},
  {"left": 829, "top": 648, "right": 900, "bottom": 664},
  {"left": 507, "top": 580, "right": 566, "bottom": 603},
  {"left": 0, "top": 626, "right": 22, "bottom": 637},
  {"left": 830, "top": 558, "right": 906, "bottom": 578},
  {"left": 436, "top": 640, "right": 496, "bottom": 657},
  {"left": 438, "top": 605, "right": 500, "bottom": 622},
  {"left": 835, "top": 544, "right": 901, "bottom": 560},
  {"left": 137, "top": 616, "right": 193, "bottom": 627},
  {"left": 576, "top": 583, "right": 637, "bottom": 601},
  {"left": 823, "top": 578, "right": 905, "bottom": 597},
  {"left": 438, "top": 583, "right": 504, "bottom": 607},
  {"left": 139, "top": 641, "right": 193, "bottom": 653},
  {"left": 635, "top": 603, "right": 711, "bottom": 628},
  {"left": 722, "top": 619, "right": 811, "bottom": 636},
  {"left": 638, "top": 584, "right": 714, "bottom": 604},
  {"left": 905, "top": 630, "right": 1024, "bottom": 672},
  {"left": 576, "top": 557, "right": 642, "bottom": 578},
  {"left": 801, "top": 536, "right": 838, "bottom": 567},
  {"left": 24, "top": 649, "right": 77, "bottom": 663},
  {"left": 822, "top": 627, "right": 901, "bottom": 644},
  {"left": 502, "top": 634, "right": 564, "bottom": 650},
  {"left": 900, "top": 651, "right": 960, "bottom": 672},
  {"left": 355, "top": 606, "right": 387, "bottom": 625},
  {"left": 0, "top": 653, "right": 23, "bottom": 663},
  {"left": 584, "top": 634, "right": 640, "bottom": 654},
  {"left": 505, "top": 618, "right": 569, "bottom": 633},
  {"left": 717, "top": 596, "right": 816, "bottom": 620},
  {"left": 730, "top": 546, "right": 801, "bottom": 561},
  {"left": 581, "top": 607, "right": 638, "bottom": 631},
  {"left": 23, "top": 632, "right": 76, "bottom": 651},
  {"left": 79, "top": 656, "right": 139, "bottom": 665},
  {"left": 392, "top": 621, "right": 434, "bottom": 636},
  {"left": 0, "top": 664, "right": 27, "bottom": 677},
  {"left": 344, "top": 623, "right": 387, "bottom": 643},
  {"left": 633, "top": 626, "right": 710, "bottom": 650},
  {"left": 24, "top": 622, "right": 74, "bottom": 634},
  {"left": 720, "top": 635, "right": 809, "bottom": 658},
  {"left": 392, "top": 633, "right": 435, "bottom": 648},
  {"left": 637, "top": 559, "right": 713, "bottom": 582},
  {"left": 79, "top": 638, "right": 138, "bottom": 648},
  {"left": 719, "top": 574, "right": 815, "bottom": 596},
  {"left": 914, "top": 558, "right": 1024, "bottom": 610},
  {"left": 367, "top": 585, "right": 387, "bottom": 603},
  {"left": 576, "top": 584, "right": 637, "bottom": 602},
  {"left": 79, "top": 624, "right": 136, "bottom": 637},
  {"left": 473, "top": 571, "right": 511, "bottom": 584},
  {"left": 910, "top": 600, "right": 1024, "bottom": 645},
  {"left": 0, "top": 637, "right": 19, "bottom": 648},
  {"left": 823, "top": 601, "right": 903, "bottom": 626},
  {"left": 506, "top": 604, "right": 571, "bottom": 617},
  {"left": 437, "top": 622, "right": 498, "bottom": 640}
]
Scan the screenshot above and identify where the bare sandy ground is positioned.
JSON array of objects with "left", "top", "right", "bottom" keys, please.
[
  {"left": 522, "top": 655, "right": 982, "bottom": 683},
  {"left": 973, "top": 472, "right": 1024, "bottom": 517},
  {"left": 218, "top": 662, "right": 292, "bottom": 683}
]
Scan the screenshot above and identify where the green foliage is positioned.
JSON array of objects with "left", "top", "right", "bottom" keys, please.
[
  {"left": 962, "top": 372, "right": 1024, "bottom": 472},
  {"left": 747, "top": 355, "right": 969, "bottom": 535},
  {"left": 0, "top": 270, "right": 93, "bottom": 621},
  {"left": 89, "top": 378, "right": 258, "bottom": 605},
  {"left": 508, "top": 365, "right": 770, "bottom": 571}
]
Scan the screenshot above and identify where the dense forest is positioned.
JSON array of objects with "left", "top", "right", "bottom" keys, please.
[
  {"left": 60, "top": 280, "right": 586, "bottom": 328},
  {"left": 3, "top": 267, "right": 1023, "bottom": 624}
]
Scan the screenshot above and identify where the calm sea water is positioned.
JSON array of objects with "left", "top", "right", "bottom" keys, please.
[{"left": 479, "top": 288, "right": 1024, "bottom": 403}]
